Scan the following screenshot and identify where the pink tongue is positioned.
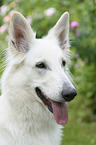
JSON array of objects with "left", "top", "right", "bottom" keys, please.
[{"left": 51, "top": 101, "right": 68, "bottom": 125}]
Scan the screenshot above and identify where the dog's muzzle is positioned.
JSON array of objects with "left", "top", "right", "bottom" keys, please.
[
  {"left": 35, "top": 87, "right": 77, "bottom": 125},
  {"left": 61, "top": 88, "right": 77, "bottom": 102},
  {"left": 35, "top": 87, "right": 68, "bottom": 125},
  {"left": 35, "top": 87, "right": 53, "bottom": 113}
]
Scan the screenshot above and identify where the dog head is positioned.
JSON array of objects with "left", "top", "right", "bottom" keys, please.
[{"left": 4, "top": 12, "right": 77, "bottom": 125}]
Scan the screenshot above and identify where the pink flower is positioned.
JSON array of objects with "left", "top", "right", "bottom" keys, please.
[
  {"left": 71, "top": 21, "right": 79, "bottom": 30},
  {"left": 9, "top": 10, "right": 16, "bottom": 16},
  {"left": 44, "top": 8, "right": 56, "bottom": 16},
  {"left": 0, "top": 5, "right": 9, "bottom": 16},
  {"left": 10, "top": 2, "right": 16, "bottom": 8},
  {"left": 3, "top": 15, "right": 10, "bottom": 23},
  {"left": 0, "top": 25, "right": 8, "bottom": 34}
]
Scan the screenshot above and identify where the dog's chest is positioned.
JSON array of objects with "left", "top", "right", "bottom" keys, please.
[
  {"left": 10, "top": 128, "right": 60, "bottom": 145},
  {"left": 8, "top": 119, "right": 61, "bottom": 145}
]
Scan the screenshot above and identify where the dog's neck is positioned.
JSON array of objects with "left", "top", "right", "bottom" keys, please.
[
  {"left": 2, "top": 90, "right": 56, "bottom": 133},
  {"left": 1, "top": 93, "right": 62, "bottom": 145}
]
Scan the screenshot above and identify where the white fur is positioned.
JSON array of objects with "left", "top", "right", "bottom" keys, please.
[{"left": 0, "top": 12, "right": 75, "bottom": 145}]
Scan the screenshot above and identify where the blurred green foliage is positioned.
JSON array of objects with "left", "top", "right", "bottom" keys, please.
[{"left": 0, "top": 0, "right": 96, "bottom": 122}]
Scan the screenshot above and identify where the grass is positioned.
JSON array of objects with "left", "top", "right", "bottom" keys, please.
[{"left": 61, "top": 102, "right": 96, "bottom": 145}]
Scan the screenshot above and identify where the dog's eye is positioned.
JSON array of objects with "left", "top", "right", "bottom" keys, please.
[
  {"left": 36, "top": 62, "right": 47, "bottom": 69},
  {"left": 62, "top": 60, "right": 66, "bottom": 67}
]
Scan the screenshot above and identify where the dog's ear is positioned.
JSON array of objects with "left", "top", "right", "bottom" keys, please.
[
  {"left": 48, "top": 12, "right": 70, "bottom": 49},
  {"left": 9, "top": 12, "right": 35, "bottom": 54}
]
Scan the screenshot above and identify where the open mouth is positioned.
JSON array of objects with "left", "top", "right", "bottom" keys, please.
[
  {"left": 35, "top": 87, "right": 53, "bottom": 113},
  {"left": 35, "top": 87, "right": 68, "bottom": 125}
]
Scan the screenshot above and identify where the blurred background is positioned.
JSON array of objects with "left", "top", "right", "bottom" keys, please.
[{"left": 0, "top": 0, "right": 96, "bottom": 144}]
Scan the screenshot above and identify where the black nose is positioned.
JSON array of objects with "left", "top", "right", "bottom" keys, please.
[{"left": 62, "top": 88, "right": 77, "bottom": 102}]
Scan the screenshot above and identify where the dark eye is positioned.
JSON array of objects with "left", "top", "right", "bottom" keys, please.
[
  {"left": 62, "top": 60, "right": 66, "bottom": 67},
  {"left": 36, "top": 62, "right": 47, "bottom": 69}
]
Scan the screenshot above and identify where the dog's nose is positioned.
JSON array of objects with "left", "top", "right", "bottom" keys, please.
[{"left": 61, "top": 88, "right": 77, "bottom": 102}]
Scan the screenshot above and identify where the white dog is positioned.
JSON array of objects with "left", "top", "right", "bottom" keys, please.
[{"left": 0, "top": 11, "right": 77, "bottom": 145}]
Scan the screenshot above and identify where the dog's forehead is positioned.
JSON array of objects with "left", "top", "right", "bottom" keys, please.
[{"left": 28, "top": 39, "right": 64, "bottom": 61}]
